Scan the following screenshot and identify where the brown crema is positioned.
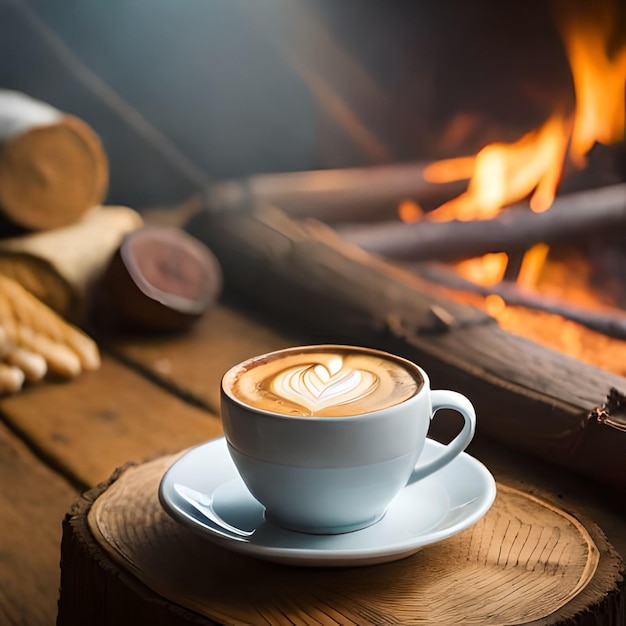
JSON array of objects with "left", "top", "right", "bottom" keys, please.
[{"left": 225, "top": 346, "right": 422, "bottom": 417}]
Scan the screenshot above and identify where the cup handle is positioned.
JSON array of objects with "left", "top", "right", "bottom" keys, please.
[{"left": 407, "top": 390, "right": 476, "bottom": 485}]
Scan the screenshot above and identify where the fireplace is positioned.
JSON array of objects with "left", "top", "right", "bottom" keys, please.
[{"left": 194, "top": 0, "right": 626, "bottom": 376}]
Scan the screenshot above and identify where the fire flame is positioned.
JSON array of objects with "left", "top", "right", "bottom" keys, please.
[
  {"left": 413, "top": 3, "right": 626, "bottom": 366},
  {"left": 422, "top": 3, "right": 626, "bottom": 222},
  {"left": 425, "top": 114, "right": 570, "bottom": 221},
  {"left": 454, "top": 253, "right": 508, "bottom": 287},
  {"left": 516, "top": 243, "right": 551, "bottom": 290},
  {"left": 563, "top": 12, "right": 626, "bottom": 166},
  {"left": 415, "top": 1, "right": 625, "bottom": 314}
]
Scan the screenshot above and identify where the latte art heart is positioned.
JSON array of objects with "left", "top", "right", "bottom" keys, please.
[
  {"left": 272, "top": 361, "right": 380, "bottom": 414},
  {"left": 226, "top": 346, "right": 422, "bottom": 417}
]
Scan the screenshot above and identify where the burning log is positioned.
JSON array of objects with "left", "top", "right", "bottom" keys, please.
[
  {"left": 413, "top": 262, "right": 626, "bottom": 340},
  {"left": 335, "top": 184, "right": 626, "bottom": 261},
  {"left": 205, "top": 162, "right": 467, "bottom": 222},
  {"left": 187, "top": 204, "right": 626, "bottom": 493}
]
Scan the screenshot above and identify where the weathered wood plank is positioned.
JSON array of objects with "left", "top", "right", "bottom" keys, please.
[
  {"left": 0, "top": 420, "right": 77, "bottom": 626},
  {"left": 0, "top": 355, "right": 222, "bottom": 487},
  {"left": 105, "top": 304, "right": 298, "bottom": 412}
]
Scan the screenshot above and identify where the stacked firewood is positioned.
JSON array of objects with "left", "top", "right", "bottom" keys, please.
[
  {"left": 0, "top": 90, "right": 138, "bottom": 394},
  {"left": 0, "top": 91, "right": 223, "bottom": 393}
]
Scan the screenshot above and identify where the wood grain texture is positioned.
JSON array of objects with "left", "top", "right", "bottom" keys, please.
[
  {"left": 0, "top": 355, "right": 222, "bottom": 487},
  {"left": 57, "top": 451, "right": 625, "bottom": 626},
  {"left": 0, "top": 420, "right": 77, "bottom": 626}
]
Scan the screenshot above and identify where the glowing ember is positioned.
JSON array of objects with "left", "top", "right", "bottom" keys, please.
[
  {"left": 433, "top": 253, "right": 626, "bottom": 377},
  {"left": 516, "top": 243, "right": 550, "bottom": 290},
  {"left": 454, "top": 252, "right": 508, "bottom": 287},
  {"left": 398, "top": 199, "right": 424, "bottom": 223},
  {"left": 485, "top": 294, "right": 506, "bottom": 317}
]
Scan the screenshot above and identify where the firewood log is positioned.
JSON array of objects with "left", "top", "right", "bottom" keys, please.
[
  {"left": 206, "top": 162, "right": 467, "bottom": 222},
  {"left": 102, "top": 226, "right": 223, "bottom": 332},
  {"left": 0, "top": 205, "right": 143, "bottom": 320},
  {"left": 0, "top": 90, "right": 109, "bottom": 231},
  {"left": 335, "top": 183, "right": 626, "bottom": 261}
]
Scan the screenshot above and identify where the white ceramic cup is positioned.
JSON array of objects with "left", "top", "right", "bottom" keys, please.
[{"left": 221, "top": 345, "right": 476, "bottom": 535}]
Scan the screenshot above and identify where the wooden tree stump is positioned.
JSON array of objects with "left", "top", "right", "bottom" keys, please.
[{"left": 58, "top": 448, "right": 625, "bottom": 626}]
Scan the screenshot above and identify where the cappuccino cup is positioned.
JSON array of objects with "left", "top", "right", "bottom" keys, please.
[{"left": 221, "top": 345, "right": 476, "bottom": 534}]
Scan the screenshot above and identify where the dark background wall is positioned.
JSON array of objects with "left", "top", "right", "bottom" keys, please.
[{"left": 0, "top": 1, "right": 579, "bottom": 209}]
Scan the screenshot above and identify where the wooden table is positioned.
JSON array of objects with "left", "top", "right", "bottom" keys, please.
[{"left": 1, "top": 303, "right": 624, "bottom": 625}]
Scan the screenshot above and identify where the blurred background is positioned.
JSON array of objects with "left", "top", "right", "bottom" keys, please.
[{"left": 1, "top": 0, "right": 602, "bottom": 208}]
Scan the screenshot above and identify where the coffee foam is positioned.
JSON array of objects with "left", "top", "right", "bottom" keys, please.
[{"left": 227, "top": 347, "right": 422, "bottom": 417}]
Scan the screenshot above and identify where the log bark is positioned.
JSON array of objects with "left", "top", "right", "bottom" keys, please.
[
  {"left": 186, "top": 205, "right": 626, "bottom": 493},
  {"left": 0, "top": 205, "right": 142, "bottom": 319},
  {"left": 335, "top": 183, "right": 626, "bottom": 261},
  {"left": 0, "top": 89, "right": 109, "bottom": 231},
  {"left": 57, "top": 451, "right": 626, "bottom": 626},
  {"left": 205, "top": 162, "right": 467, "bottom": 222}
]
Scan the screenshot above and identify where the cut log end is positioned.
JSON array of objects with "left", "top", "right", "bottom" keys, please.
[
  {"left": 103, "top": 227, "right": 223, "bottom": 332},
  {"left": 0, "top": 115, "right": 108, "bottom": 231}
]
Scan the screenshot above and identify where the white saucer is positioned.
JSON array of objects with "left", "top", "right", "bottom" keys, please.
[{"left": 159, "top": 437, "right": 496, "bottom": 567}]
